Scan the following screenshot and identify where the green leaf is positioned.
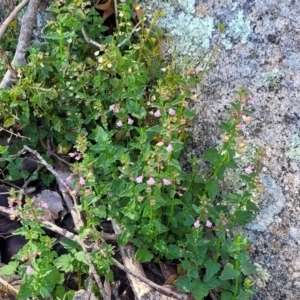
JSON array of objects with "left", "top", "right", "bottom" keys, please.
[
  {"left": 225, "top": 159, "right": 238, "bottom": 169},
  {"left": 41, "top": 173, "right": 54, "bottom": 187},
  {"left": 3, "top": 118, "right": 15, "bottom": 128},
  {"left": 174, "top": 275, "right": 191, "bottom": 292},
  {"left": 203, "top": 148, "right": 222, "bottom": 166},
  {"left": 236, "top": 289, "right": 250, "bottom": 300},
  {"left": 204, "top": 260, "right": 221, "bottom": 280},
  {"left": 0, "top": 261, "right": 18, "bottom": 276},
  {"left": 110, "top": 78, "right": 120, "bottom": 88},
  {"left": 222, "top": 193, "right": 242, "bottom": 204},
  {"left": 53, "top": 254, "right": 74, "bottom": 273},
  {"left": 219, "top": 263, "right": 240, "bottom": 280},
  {"left": 241, "top": 259, "right": 256, "bottom": 275},
  {"left": 187, "top": 268, "right": 199, "bottom": 279},
  {"left": 60, "top": 238, "right": 78, "bottom": 254},
  {"left": 206, "top": 180, "right": 219, "bottom": 201},
  {"left": 234, "top": 210, "right": 254, "bottom": 225},
  {"left": 74, "top": 251, "right": 88, "bottom": 265},
  {"left": 202, "top": 276, "right": 221, "bottom": 290},
  {"left": 166, "top": 244, "right": 182, "bottom": 259},
  {"left": 94, "top": 126, "right": 109, "bottom": 143},
  {"left": 135, "top": 247, "right": 153, "bottom": 262},
  {"left": 190, "top": 280, "right": 209, "bottom": 300},
  {"left": 221, "top": 291, "right": 234, "bottom": 300},
  {"left": 117, "top": 229, "right": 132, "bottom": 246}
]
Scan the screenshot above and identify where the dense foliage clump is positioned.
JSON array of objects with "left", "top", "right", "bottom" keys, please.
[{"left": 0, "top": 1, "right": 263, "bottom": 299}]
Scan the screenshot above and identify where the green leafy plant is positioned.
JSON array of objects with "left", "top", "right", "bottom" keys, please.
[{"left": 0, "top": 1, "right": 263, "bottom": 299}]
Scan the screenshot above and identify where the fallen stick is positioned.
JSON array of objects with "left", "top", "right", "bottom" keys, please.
[
  {"left": 0, "top": 0, "right": 29, "bottom": 40},
  {"left": 0, "top": 0, "right": 41, "bottom": 88}
]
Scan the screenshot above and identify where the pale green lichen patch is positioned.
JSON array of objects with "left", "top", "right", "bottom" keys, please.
[
  {"left": 140, "top": 0, "right": 214, "bottom": 66},
  {"left": 287, "top": 134, "right": 300, "bottom": 162},
  {"left": 259, "top": 68, "right": 283, "bottom": 89},
  {"left": 222, "top": 10, "right": 251, "bottom": 50}
]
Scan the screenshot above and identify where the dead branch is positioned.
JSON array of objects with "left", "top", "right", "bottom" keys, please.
[
  {"left": 82, "top": 27, "right": 103, "bottom": 49},
  {"left": 0, "top": 45, "right": 17, "bottom": 78},
  {"left": 43, "top": 221, "right": 187, "bottom": 300},
  {"left": 0, "top": 0, "right": 28, "bottom": 40},
  {"left": 117, "top": 20, "right": 142, "bottom": 48},
  {"left": 111, "top": 220, "right": 187, "bottom": 300},
  {"left": 0, "top": 276, "right": 18, "bottom": 295},
  {"left": 0, "top": 0, "right": 41, "bottom": 88}
]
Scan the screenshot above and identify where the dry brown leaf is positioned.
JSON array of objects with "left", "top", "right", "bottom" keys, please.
[
  {"left": 159, "top": 261, "right": 177, "bottom": 280},
  {"left": 164, "top": 273, "right": 179, "bottom": 285},
  {"left": 133, "top": 3, "right": 143, "bottom": 20},
  {"left": 95, "top": 0, "right": 115, "bottom": 21}
]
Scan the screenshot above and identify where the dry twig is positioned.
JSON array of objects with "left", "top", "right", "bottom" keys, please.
[
  {"left": 0, "top": 276, "right": 18, "bottom": 295},
  {"left": 0, "top": 0, "right": 28, "bottom": 40},
  {"left": 0, "top": 0, "right": 41, "bottom": 87}
]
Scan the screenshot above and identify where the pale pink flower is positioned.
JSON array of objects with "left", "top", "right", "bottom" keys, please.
[
  {"left": 116, "top": 120, "right": 123, "bottom": 127},
  {"left": 79, "top": 177, "right": 85, "bottom": 185},
  {"left": 26, "top": 265, "right": 33, "bottom": 275},
  {"left": 206, "top": 220, "right": 212, "bottom": 228},
  {"left": 68, "top": 152, "right": 81, "bottom": 160},
  {"left": 41, "top": 202, "right": 48, "bottom": 209},
  {"left": 194, "top": 219, "right": 200, "bottom": 228},
  {"left": 74, "top": 154, "right": 82, "bottom": 160},
  {"left": 168, "top": 108, "right": 176, "bottom": 115},
  {"left": 166, "top": 144, "right": 173, "bottom": 152},
  {"left": 136, "top": 175, "right": 144, "bottom": 183},
  {"left": 128, "top": 117, "right": 134, "bottom": 125},
  {"left": 66, "top": 175, "right": 73, "bottom": 182},
  {"left": 240, "top": 124, "right": 246, "bottom": 132},
  {"left": 147, "top": 177, "right": 155, "bottom": 185},
  {"left": 245, "top": 165, "right": 253, "bottom": 174},
  {"left": 120, "top": 0, "right": 125, "bottom": 2},
  {"left": 163, "top": 178, "right": 171, "bottom": 185},
  {"left": 156, "top": 141, "right": 164, "bottom": 146},
  {"left": 109, "top": 104, "right": 119, "bottom": 112},
  {"left": 154, "top": 109, "right": 161, "bottom": 117}
]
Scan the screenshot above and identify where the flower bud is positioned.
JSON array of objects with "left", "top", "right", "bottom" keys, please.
[
  {"left": 236, "top": 136, "right": 244, "bottom": 142},
  {"left": 256, "top": 183, "right": 264, "bottom": 193},
  {"left": 237, "top": 142, "right": 246, "bottom": 148},
  {"left": 236, "top": 147, "right": 245, "bottom": 154},
  {"left": 222, "top": 135, "right": 229, "bottom": 142},
  {"left": 150, "top": 199, "right": 156, "bottom": 205},
  {"left": 244, "top": 116, "right": 251, "bottom": 123}
]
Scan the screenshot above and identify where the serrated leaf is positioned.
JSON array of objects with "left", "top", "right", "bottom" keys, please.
[
  {"left": 221, "top": 291, "right": 234, "bottom": 300},
  {"left": 241, "top": 259, "right": 256, "bottom": 275},
  {"left": 166, "top": 244, "right": 182, "bottom": 260},
  {"left": 222, "top": 193, "right": 242, "bottom": 204},
  {"left": 0, "top": 261, "right": 18, "bottom": 276},
  {"left": 74, "top": 251, "right": 88, "bottom": 265},
  {"left": 203, "top": 148, "right": 222, "bottom": 166},
  {"left": 191, "top": 280, "right": 209, "bottom": 300},
  {"left": 60, "top": 238, "right": 78, "bottom": 254},
  {"left": 206, "top": 180, "right": 219, "bottom": 201},
  {"left": 234, "top": 210, "right": 254, "bottom": 225},
  {"left": 174, "top": 275, "right": 191, "bottom": 292},
  {"left": 4, "top": 118, "right": 15, "bottom": 128},
  {"left": 53, "top": 254, "right": 74, "bottom": 273},
  {"left": 204, "top": 260, "right": 221, "bottom": 280},
  {"left": 94, "top": 126, "right": 109, "bottom": 143},
  {"left": 219, "top": 263, "right": 240, "bottom": 280},
  {"left": 136, "top": 248, "right": 153, "bottom": 262},
  {"left": 202, "top": 276, "right": 221, "bottom": 290}
]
